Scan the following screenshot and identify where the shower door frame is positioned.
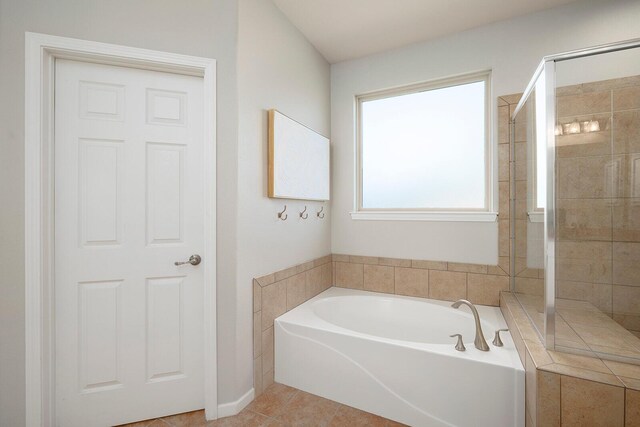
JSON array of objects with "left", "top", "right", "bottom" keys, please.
[{"left": 512, "top": 37, "right": 640, "bottom": 351}]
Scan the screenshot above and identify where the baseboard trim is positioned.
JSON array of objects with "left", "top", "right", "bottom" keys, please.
[{"left": 216, "top": 388, "right": 255, "bottom": 418}]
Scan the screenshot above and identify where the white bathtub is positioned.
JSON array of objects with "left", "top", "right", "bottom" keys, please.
[{"left": 275, "top": 287, "right": 524, "bottom": 427}]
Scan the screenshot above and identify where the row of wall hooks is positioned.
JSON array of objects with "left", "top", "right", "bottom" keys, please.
[{"left": 277, "top": 205, "right": 325, "bottom": 221}]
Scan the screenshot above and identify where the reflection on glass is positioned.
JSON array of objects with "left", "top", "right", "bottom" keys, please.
[
  {"left": 512, "top": 88, "right": 547, "bottom": 340},
  {"left": 552, "top": 48, "right": 640, "bottom": 363}
]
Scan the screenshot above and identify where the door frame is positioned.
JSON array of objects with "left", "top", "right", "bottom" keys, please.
[{"left": 24, "top": 32, "right": 217, "bottom": 426}]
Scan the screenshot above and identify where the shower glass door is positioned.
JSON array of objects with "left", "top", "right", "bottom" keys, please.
[{"left": 513, "top": 39, "right": 640, "bottom": 364}]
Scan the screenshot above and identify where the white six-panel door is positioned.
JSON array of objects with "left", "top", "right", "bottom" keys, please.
[{"left": 54, "top": 59, "right": 205, "bottom": 427}]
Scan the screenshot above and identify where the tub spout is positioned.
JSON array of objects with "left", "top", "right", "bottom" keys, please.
[{"left": 451, "top": 299, "right": 490, "bottom": 351}]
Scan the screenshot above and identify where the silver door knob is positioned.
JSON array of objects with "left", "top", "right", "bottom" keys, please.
[{"left": 175, "top": 254, "right": 201, "bottom": 266}]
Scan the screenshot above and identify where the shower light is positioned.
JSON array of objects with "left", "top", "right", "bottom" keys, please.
[
  {"left": 565, "top": 119, "right": 581, "bottom": 134},
  {"left": 555, "top": 125, "right": 563, "bottom": 136},
  {"left": 587, "top": 119, "right": 600, "bottom": 132}
]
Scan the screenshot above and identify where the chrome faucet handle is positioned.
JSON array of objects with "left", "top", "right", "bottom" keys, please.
[
  {"left": 449, "top": 334, "right": 466, "bottom": 352},
  {"left": 492, "top": 329, "right": 509, "bottom": 347}
]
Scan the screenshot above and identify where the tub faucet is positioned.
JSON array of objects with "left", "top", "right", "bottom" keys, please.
[{"left": 451, "top": 299, "right": 490, "bottom": 351}]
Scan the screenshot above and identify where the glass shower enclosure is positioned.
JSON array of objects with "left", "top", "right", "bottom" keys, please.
[{"left": 512, "top": 39, "right": 640, "bottom": 364}]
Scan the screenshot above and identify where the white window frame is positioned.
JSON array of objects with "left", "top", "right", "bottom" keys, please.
[{"left": 352, "top": 71, "right": 497, "bottom": 222}]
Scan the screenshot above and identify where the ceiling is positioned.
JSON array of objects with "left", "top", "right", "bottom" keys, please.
[{"left": 272, "top": 0, "right": 578, "bottom": 63}]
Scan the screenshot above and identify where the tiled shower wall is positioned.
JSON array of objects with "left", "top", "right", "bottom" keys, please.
[
  {"left": 555, "top": 76, "right": 640, "bottom": 339},
  {"left": 511, "top": 76, "right": 640, "bottom": 339}
]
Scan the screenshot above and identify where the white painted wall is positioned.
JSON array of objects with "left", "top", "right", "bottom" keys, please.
[
  {"left": 330, "top": 0, "right": 640, "bottom": 265},
  {"left": 234, "top": 0, "right": 331, "bottom": 403},
  {"left": 0, "top": 1, "right": 239, "bottom": 424}
]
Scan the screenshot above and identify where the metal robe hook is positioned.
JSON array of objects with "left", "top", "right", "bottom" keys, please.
[
  {"left": 299, "top": 206, "right": 308, "bottom": 219},
  {"left": 278, "top": 205, "right": 288, "bottom": 220},
  {"left": 317, "top": 206, "right": 325, "bottom": 219}
]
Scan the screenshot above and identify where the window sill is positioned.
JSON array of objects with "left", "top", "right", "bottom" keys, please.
[
  {"left": 349, "top": 211, "right": 498, "bottom": 222},
  {"left": 528, "top": 211, "right": 544, "bottom": 223}
]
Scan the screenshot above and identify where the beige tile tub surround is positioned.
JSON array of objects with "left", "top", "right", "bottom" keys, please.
[
  {"left": 253, "top": 255, "right": 332, "bottom": 396},
  {"left": 501, "top": 291, "right": 640, "bottom": 426},
  {"left": 333, "top": 255, "right": 510, "bottom": 307}
]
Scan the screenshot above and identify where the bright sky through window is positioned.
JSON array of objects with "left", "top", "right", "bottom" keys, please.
[{"left": 360, "top": 79, "right": 487, "bottom": 210}]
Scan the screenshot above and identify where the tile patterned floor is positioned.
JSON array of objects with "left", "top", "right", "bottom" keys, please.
[{"left": 118, "top": 383, "right": 405, "bottom": 426}]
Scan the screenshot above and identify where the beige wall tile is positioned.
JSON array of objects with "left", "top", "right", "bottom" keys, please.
[
  {"left": 556, "top": 241, "right": 612, "bottom": 284},
  {"left": 543, "top": 363, "right": 624, "bottom": 387},
  {"left": 487, "top": 263, "right": 508, "bottom": 276},
  {"left": 335, "top": 262, "right": 363, "bottom": 289},
  {"left": 448, "top": 262, "right": 488, "bottom": 274},
  {"left": 557, "top": 91, "right": 611, "bottom": 118},
  {"left": 411, "top": 259, "right": 447, "bottom": 270},
  {"left": 499, "top": 219, "right": 510, "bottom": 257},
  {"left": 548, "top": 350, "right": 611, "bottom": 374},
  {"left": 613, "top": 199, "right": 640, "bottom": 242},
  {"left": 274, "top": 265, "right": 297, "bottom": 282},
  {"left": 254, "top": 356, "right": 263, "bottom": 396},
  {"left": 467, "top": 274, "right": 509, "bottom": 306},
  {"left": 349, "top": 255, "right": 378, "bottom": 265},
  {"left": 261, "top": 281, "right": 287, "bottom": 330},
  {"left": 498, "top": 105, "right": 510, "bottom": 144},
  {"left": 253, "top": 280, "right": 262, "bottom": 313},
  {"left": 262, "top": 369, "right": 274, "bottom": 391},
  {"left": 603, "top": 360, "right": 640, "bottom": 380},
  {"left": 557, "top": 156, "right": 615, "bottom": 199},
  {"left": 378, "top": 257, "right": 411, "bottom": 267},
  {"left": 537, "top": 370, "right": 560, "bottom": 427},
  {"left": 613, "top": 242, "right": 640, "bottom": 286},
  {"left": 525, "top": 352, "right": 537, "bottom": 426},
  {"left": 613, "top": 285, "right": 640, "bottom": 316},
  {"left": 613, "top": 110, "right": 640, "bottom": 154},
  {"left": 613, "top": 85, "right": 640, "bottom": 111},
  {"left": 261, "top": 327, "right": 274, "bottom": 375},
  {"left": 627, "top": 389, "right": 640, "bottom": 427},
  {"left": 295, "top": 261, "right": 314, "bottom": 274},
  {"left": 524, "top": 339, "right": 554, "bottom": 367},
  {"left": 394, "top": 267, "right": 429, "bottom": 298},
  {"left": 285, "top": 272, "right": 308, "bottom": 311},
  {"left": 499, "top": 181, "right": 509, "bottom": 219},
  {"left": 363, "top": 265, "right": 394, "bottom": 293},
  {"left": 502, "top": 93, "right": 522, "bottom": 105},
  {"left": 515, "top": 117, "right": 528, "bottom": 143},
  {"left": 613, "top": 313, "right": 640, "bottom": 334},
  {"left": 332, "top": 261, "right": 336, "bottom": 285},
  {"left": 321, "top": 262, "right": 332, "bottom": 290},
  {"left": 525, "top": 409, "right": 533, "bottom": 427},
  {"left": 514, "top": 277, "right": 544, "bottom": 296},
  {"left": 499, "top": 143, "right": 510, "bottom": 181},
  {"left": 557, "top": 129, "right": 612, "bottom": 158},
  {"left": 307, "top": 266, "right": 324, "bottom": 298},
  {"left": 429, "top": 270, "right": 466, "bottom": 301},
  {"left": 621, "top": 376, "right": 640, "bottom": 391},
  {"left": 313, "top": 255, "right": 332, "bottom": 267},
  {"left": 256, "top": 273, "right": 275, "bottom": 287},
  {"left": 560, "top": 376, "right": 624, "bottom": 427},
  {"left": 254, "top": 312, "right": 262, "bottom": 358},
  {"left": 332, "top": 254, "right": 349, "bottom": 262},
  {"left": 556, "top": 198, "right": 612, "bottom": 242},
  {"left": 557, "top": 281, "right": 613, "bottom": 313}
]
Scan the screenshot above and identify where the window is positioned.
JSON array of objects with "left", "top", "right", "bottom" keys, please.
[{"left": 353, "top": 71, "right": 495, "bottom": 221}]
